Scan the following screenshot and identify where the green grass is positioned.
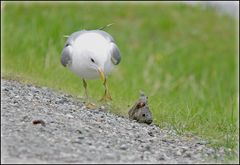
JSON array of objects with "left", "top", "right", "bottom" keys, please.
[{"left": 2, "top": 2, "right": 239, "bottom": 161}]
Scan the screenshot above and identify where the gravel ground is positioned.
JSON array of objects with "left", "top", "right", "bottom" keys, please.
[{"left": 1, "top": 79, "right": 228, "bottom": 163}]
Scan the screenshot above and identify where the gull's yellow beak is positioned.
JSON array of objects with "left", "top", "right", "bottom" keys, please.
[{"left": 97, "top": 67, "right": 105, "bottom": 81}]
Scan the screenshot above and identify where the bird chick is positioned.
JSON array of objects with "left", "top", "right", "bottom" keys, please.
[{"left": 128, "top": 91, "right": 153, "bottom": 124}]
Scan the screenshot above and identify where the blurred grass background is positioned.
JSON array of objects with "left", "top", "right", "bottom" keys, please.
[{"left": 2, "top": 2, "right": 238, "bottom": 160}]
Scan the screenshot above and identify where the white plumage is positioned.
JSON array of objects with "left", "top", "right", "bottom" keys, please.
[
  {"left": 61, "top": 29, "right": 121, "bottom": 101},
  {"left": 70, "top": 32, "right": 114, "bottom": 79}
]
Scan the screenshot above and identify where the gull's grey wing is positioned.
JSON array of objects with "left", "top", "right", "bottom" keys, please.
[
  {"left": 61, "top": 30, "right": 87, "bottom": 67},
  {"left": 61, "top": 43, "right": 72, "bottom": 67},
  {"left": 109, "top": 42, "right": 121, "bottom": 65},
  {"left": 92, "top": 30, "right": 121, "bottom": 65},
  {"left": 61, "top": 45, "right": 73, "bottom": 67}
]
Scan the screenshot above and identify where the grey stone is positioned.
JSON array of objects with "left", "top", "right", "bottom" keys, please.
[
  {"left": 119, "top": 144, "right": 128, "bottom": 150},
  {"left": 175, "top": 150, "right": 182, "bottom": 156}
]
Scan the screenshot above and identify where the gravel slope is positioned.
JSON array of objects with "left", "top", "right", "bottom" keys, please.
[{"left": 1, "top": 79, "right": 225, "bottom": 163}]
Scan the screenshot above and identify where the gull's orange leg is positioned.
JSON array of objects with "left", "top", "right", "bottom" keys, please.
[
  {"left": 100, "top": 78, "right": 112, "bottom": 102},
  {"left": 82, "top": 79, "right": 96, "bottom": 109}
]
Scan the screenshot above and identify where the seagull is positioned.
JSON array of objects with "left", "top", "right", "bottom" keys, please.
[{"left": 60, "top": 27, "right": 121, "bottom": 101}]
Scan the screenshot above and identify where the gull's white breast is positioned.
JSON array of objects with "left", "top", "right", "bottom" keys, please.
[{"left": 69, "top": 32, "right": 114, "bottom": 79}]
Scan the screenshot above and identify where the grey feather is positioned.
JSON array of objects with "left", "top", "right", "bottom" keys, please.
[
  {"left": 61, "top": 31, "right": 87, "bottom": 67},
  {"left": 109, "top": 42, "right": 121, "bottom": 65},
  {"left": 61, "top": 46, "right": 72, "bottom": 67}
]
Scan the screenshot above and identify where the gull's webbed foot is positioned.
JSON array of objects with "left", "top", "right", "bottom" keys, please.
[
  {"left": 84, "top": 102, "right": 97, "bottom": 109},
  {"left": 100, "top": 78, "right": 112, "bottom": 102},
  {"left": 100, "top": 91, "right": 112, "bottom": 102}
]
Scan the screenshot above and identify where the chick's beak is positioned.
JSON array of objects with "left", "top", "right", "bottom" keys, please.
[{"left": 97, "top": 67, "right": 105, "bottom": 81}]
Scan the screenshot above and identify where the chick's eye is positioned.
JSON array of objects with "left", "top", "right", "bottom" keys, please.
[
  {"left": 91, "top": 58, "right": 95, "bottom": 63},
  {"left": 142, "top": 114, "right": 146, "bottom": 117}
]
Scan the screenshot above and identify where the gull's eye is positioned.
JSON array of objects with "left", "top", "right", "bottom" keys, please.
[
  {"left": 142, "top": 114, "right": 146, "bottom": 117},
  {"left": 90, "top": 58, "right": 95, "bottom": 63}
]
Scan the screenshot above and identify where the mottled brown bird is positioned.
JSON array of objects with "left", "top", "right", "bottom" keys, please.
[{"left": 128, "top": 91, "right": 153, "bottom": 124}]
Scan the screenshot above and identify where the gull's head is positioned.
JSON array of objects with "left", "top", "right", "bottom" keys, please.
[{"left": 84, "top": 51, "right": 106, "bottom": 81}]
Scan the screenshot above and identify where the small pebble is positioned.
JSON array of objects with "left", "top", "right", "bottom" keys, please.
[
  {"left": 66, "top": 114, "right": 74, "bottom": 118},
  {"left": 32, "top": 119, "right": 46, "bottom": 127},
  {"left": 119, "top": 144, "right": 128, "bottom": 150}
]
